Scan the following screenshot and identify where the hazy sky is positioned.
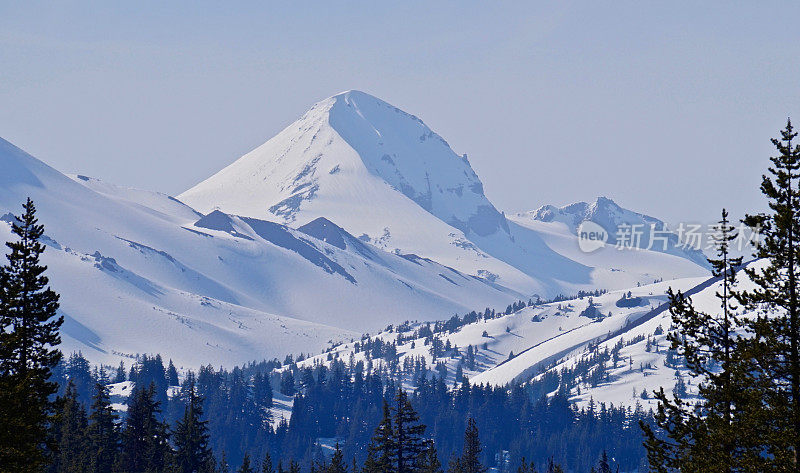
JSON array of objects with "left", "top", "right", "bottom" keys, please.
[{"left": 1, "top": 1, "right": 799, "bottom": 224}]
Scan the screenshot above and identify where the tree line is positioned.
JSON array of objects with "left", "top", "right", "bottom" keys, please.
[
  {"left": 5, "top": 120, "right": 800, "bottom": 472},
  {"left": 0, "top": 199, "right": 644, "bottom": 472}
]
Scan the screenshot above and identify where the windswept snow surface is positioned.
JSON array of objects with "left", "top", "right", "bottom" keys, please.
[
  {"left": 181, "top": 90, "right": 708, "bottom": 297},
  {"left": 0, "top": 137, "right": 520, "bottom": 368}
]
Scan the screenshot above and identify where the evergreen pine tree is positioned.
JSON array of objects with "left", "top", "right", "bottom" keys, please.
[
  {"left": 120, "top": 383, "right": 171, "bottom": 472},
  {"left": 0, "top": 198, "right": 63, "bottom": 472},
  {"left": 261, "top": 452, "right": 274, "bottom": 473},
  {"left": 642, "top": 209, "right": 762, "bottom": 472},
  {"left": 419, "top": 441, "right": 443, "bottom": 473},
  {"left": 51, "top": 381, "right": 89, "bottom": 473},
  {"left": 219, "top": 452, "right": 231, "bottom": 473},
  {"left": 393, "top": 389, "right": 426, "bottom": 473},
  {"left": 597, "top": 450, "right": 611, "bottom": 473},
  {"left": 457, "top": 418, "right": 486, "bottom": 473},
  {"left": 87, "top": 382, "right": 119, "bottom": 473},
  {"left": 365, "top": 400, "right": 394, "bottom": 473},
  {"left": 167, "top": 359, "right": 179, "bottom": 386},
  {"left": 113, "top": 361, "right": 126, "bottom": 383},
  {"left": 515, "top": 457, "right": 536, "bottom": 473},
  {"left": 238, "top": 453, "right": 255, "bottom": 473},
  {"left": 327, "top": 443, "right": 347, "bottom": 473},
  {"left": 173, "top": 380, "right": 213, "bottom": 473},
  {"left": 544, "top": 459, "right": 563, "bottom": 473},
  {"left": 446, "top": 456, "right": 463, "bottom": 473},
  {"left": 736, "top": 118, "right": 800, "bottom": 469}
]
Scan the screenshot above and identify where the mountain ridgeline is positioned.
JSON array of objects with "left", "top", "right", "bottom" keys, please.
[{"left": 0, "top": 90, "right": 707, "bottom": 370}]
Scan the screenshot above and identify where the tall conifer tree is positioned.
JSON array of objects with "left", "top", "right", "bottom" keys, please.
[
  {"left": 50, "top": 381, "right": 88, "bottom": 473},
  {"left": 87, "top": 382, "right": 119, "bottom": 473},
  {"left": 643, "top": 209, "right": 759, "bottom": 471},
  {"left": 120, "top": 383, "right": 171, "bottom": 472},
  {"left": 737, "top": 118, "right": 800, "bottom": 469},
  {"left": 457, "top": 418, "right": 486, "bottom": 473},
  {"left": 393, "top": 389, "right": 426, "bottom": 473},
  {"left": 364, "top": 400, "right": 394, "bottom": 473},
  {"left": 0, "top": 198, "right": 63, "bottom": 472},
  {"left": 173, "top": 381, "right": 213, "bottom": 473}
]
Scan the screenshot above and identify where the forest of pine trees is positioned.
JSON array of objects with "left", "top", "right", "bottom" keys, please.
[{"left": 5, "top": 120, "right": 800, "bottom": 471}]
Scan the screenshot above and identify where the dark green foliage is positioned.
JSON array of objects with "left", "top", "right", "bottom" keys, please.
[
  {"left": 50, "top": 381, "right": 89, "bottom": 473},
  {"left": 168, "top": 359, "right": 180, "bottom": 386},
  {"left": 643, "top": 208, "right": 760, "bottom": 471},
  {"left": 451, "top": 418, "right": 485, "bottom": 473},
  {"left": 65, "top": 352, "right": 93, "bottom": 404},
  {"left": 595, "top": 450, "right": 611, "bottom": 473},
  {"left": 735, "top": 118, "right": 800, "bottom": 469},
  {"left": 643, "top": 120, "right": 800, "bottom": 472},
  {"left": 0, "top": 198, "right": 63, "bottom": 472},
  {"left": 392, "top": 390, "right": 426, "bottom": 473},
  {"left": 515, "top": 457, "right": 536, "bottom": 473},
  {"left": 281, "top": 370, "right": 296, "bottom": 396},
  {"left": 113, "top": 361, "right": 126, "bottom": 383},
  {"left": 544, "top": 458, "right": 563, "bottom": 473},
  {"left": 41, "top": 351, "right": 651, "bottom": 472},
  {"left": 219, "top": 452, "right": 231, "bottom": 473},
  {"left": 419, "top": 442, "right": 443, "bottom": 473},
  {"left": 121, "top": 383, "right": 172, "bottom": 472},
  {"left": 174, "top": 381, "right": 213, "bottom": 473},
  {"left": 364, "top": 400, "right": 394, "bottom": 473},
  {"left": 87, "top": 382, "right": 119, "bottom": 473},
  {"left": 261, "top": 452, "right": 274, "bottom": 473}
]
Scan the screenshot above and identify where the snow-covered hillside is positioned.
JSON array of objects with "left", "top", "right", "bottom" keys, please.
[
  {"left": 287, "top": 272, "right": 733, "bottom": 412},
  {"left": 0, "top": 137, "right": 521, "bottom": 368},
  {"left": 1, "top": 91, "right": 712, "bottom": 372},
  {"left": 180, "top": 90, "right": 708, "bottom": 297}
]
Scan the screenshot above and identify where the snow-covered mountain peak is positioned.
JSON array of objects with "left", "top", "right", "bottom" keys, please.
[
  {"left": 531, "top": 196, "right": 622, "bottom": 230},
  {"left": 180, "top": 90, "right": 508, "bottom": 238},
  {"left": 523, "top": 196, "right": 709, "bottom": 267}
]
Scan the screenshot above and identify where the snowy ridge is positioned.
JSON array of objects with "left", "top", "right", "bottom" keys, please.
[
  {"left": 520, "top": 196, "right": 709, "bottom": 267},
  {"left": 1, "top": 90, "right": 710, "bottom": 370},
  {"left": 181, "top": 91, "right": 709, "bottom": 297},
  {"left": 288, "top": 273, "right": 730, "bottom": 412},
  {"left": 0, "top": 137, "right": 521, "bottom": 368}
]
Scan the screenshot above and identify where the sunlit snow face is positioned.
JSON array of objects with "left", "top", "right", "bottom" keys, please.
[{"left": 577, "top": 220, "right": 608, "bottom": 253}]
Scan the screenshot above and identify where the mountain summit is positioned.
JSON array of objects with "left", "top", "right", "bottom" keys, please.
[
  {"left": 180, "top": 90, "right": 509, "bottom": 238},
  {"left": 525, "top": 196, "right": 708, "bottom": 267},
  {"left": 180, "top": 91, "right": 708, "bottom": 296}
]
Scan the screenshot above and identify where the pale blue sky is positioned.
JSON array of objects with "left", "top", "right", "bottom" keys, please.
[{"left": 1, "top": 1, "right": 798, "bottom": 224}]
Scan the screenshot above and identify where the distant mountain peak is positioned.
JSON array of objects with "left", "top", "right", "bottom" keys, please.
[
  {"left": 526, "top": 197, "right": 709, "bottom": 267},
  {"left": 180, "top": 90, "right": 509, "bottom": 238}
]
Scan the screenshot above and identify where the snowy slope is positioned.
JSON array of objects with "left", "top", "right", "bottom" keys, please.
[
  {"left": 519, "top": 197, "right": 709, "bottom": 267},
  {"left": 0, "top": 137, "right": 521, "bottom": 368},
  {"left": 535, "top": 262, "right": 761, "bottom": 411},
  {"left": 180, "top": 90, "right": 708, "bottom": 297},
  {"left": 288, "top": 274, "right": 721, "bottom": 413},
  {"left": 292, "top": 263, "right": 769, "bottom": 414}
]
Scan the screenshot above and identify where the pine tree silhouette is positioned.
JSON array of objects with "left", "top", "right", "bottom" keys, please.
[{"left": 0, "top": 198, "right": 63, "bottom": 472}]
